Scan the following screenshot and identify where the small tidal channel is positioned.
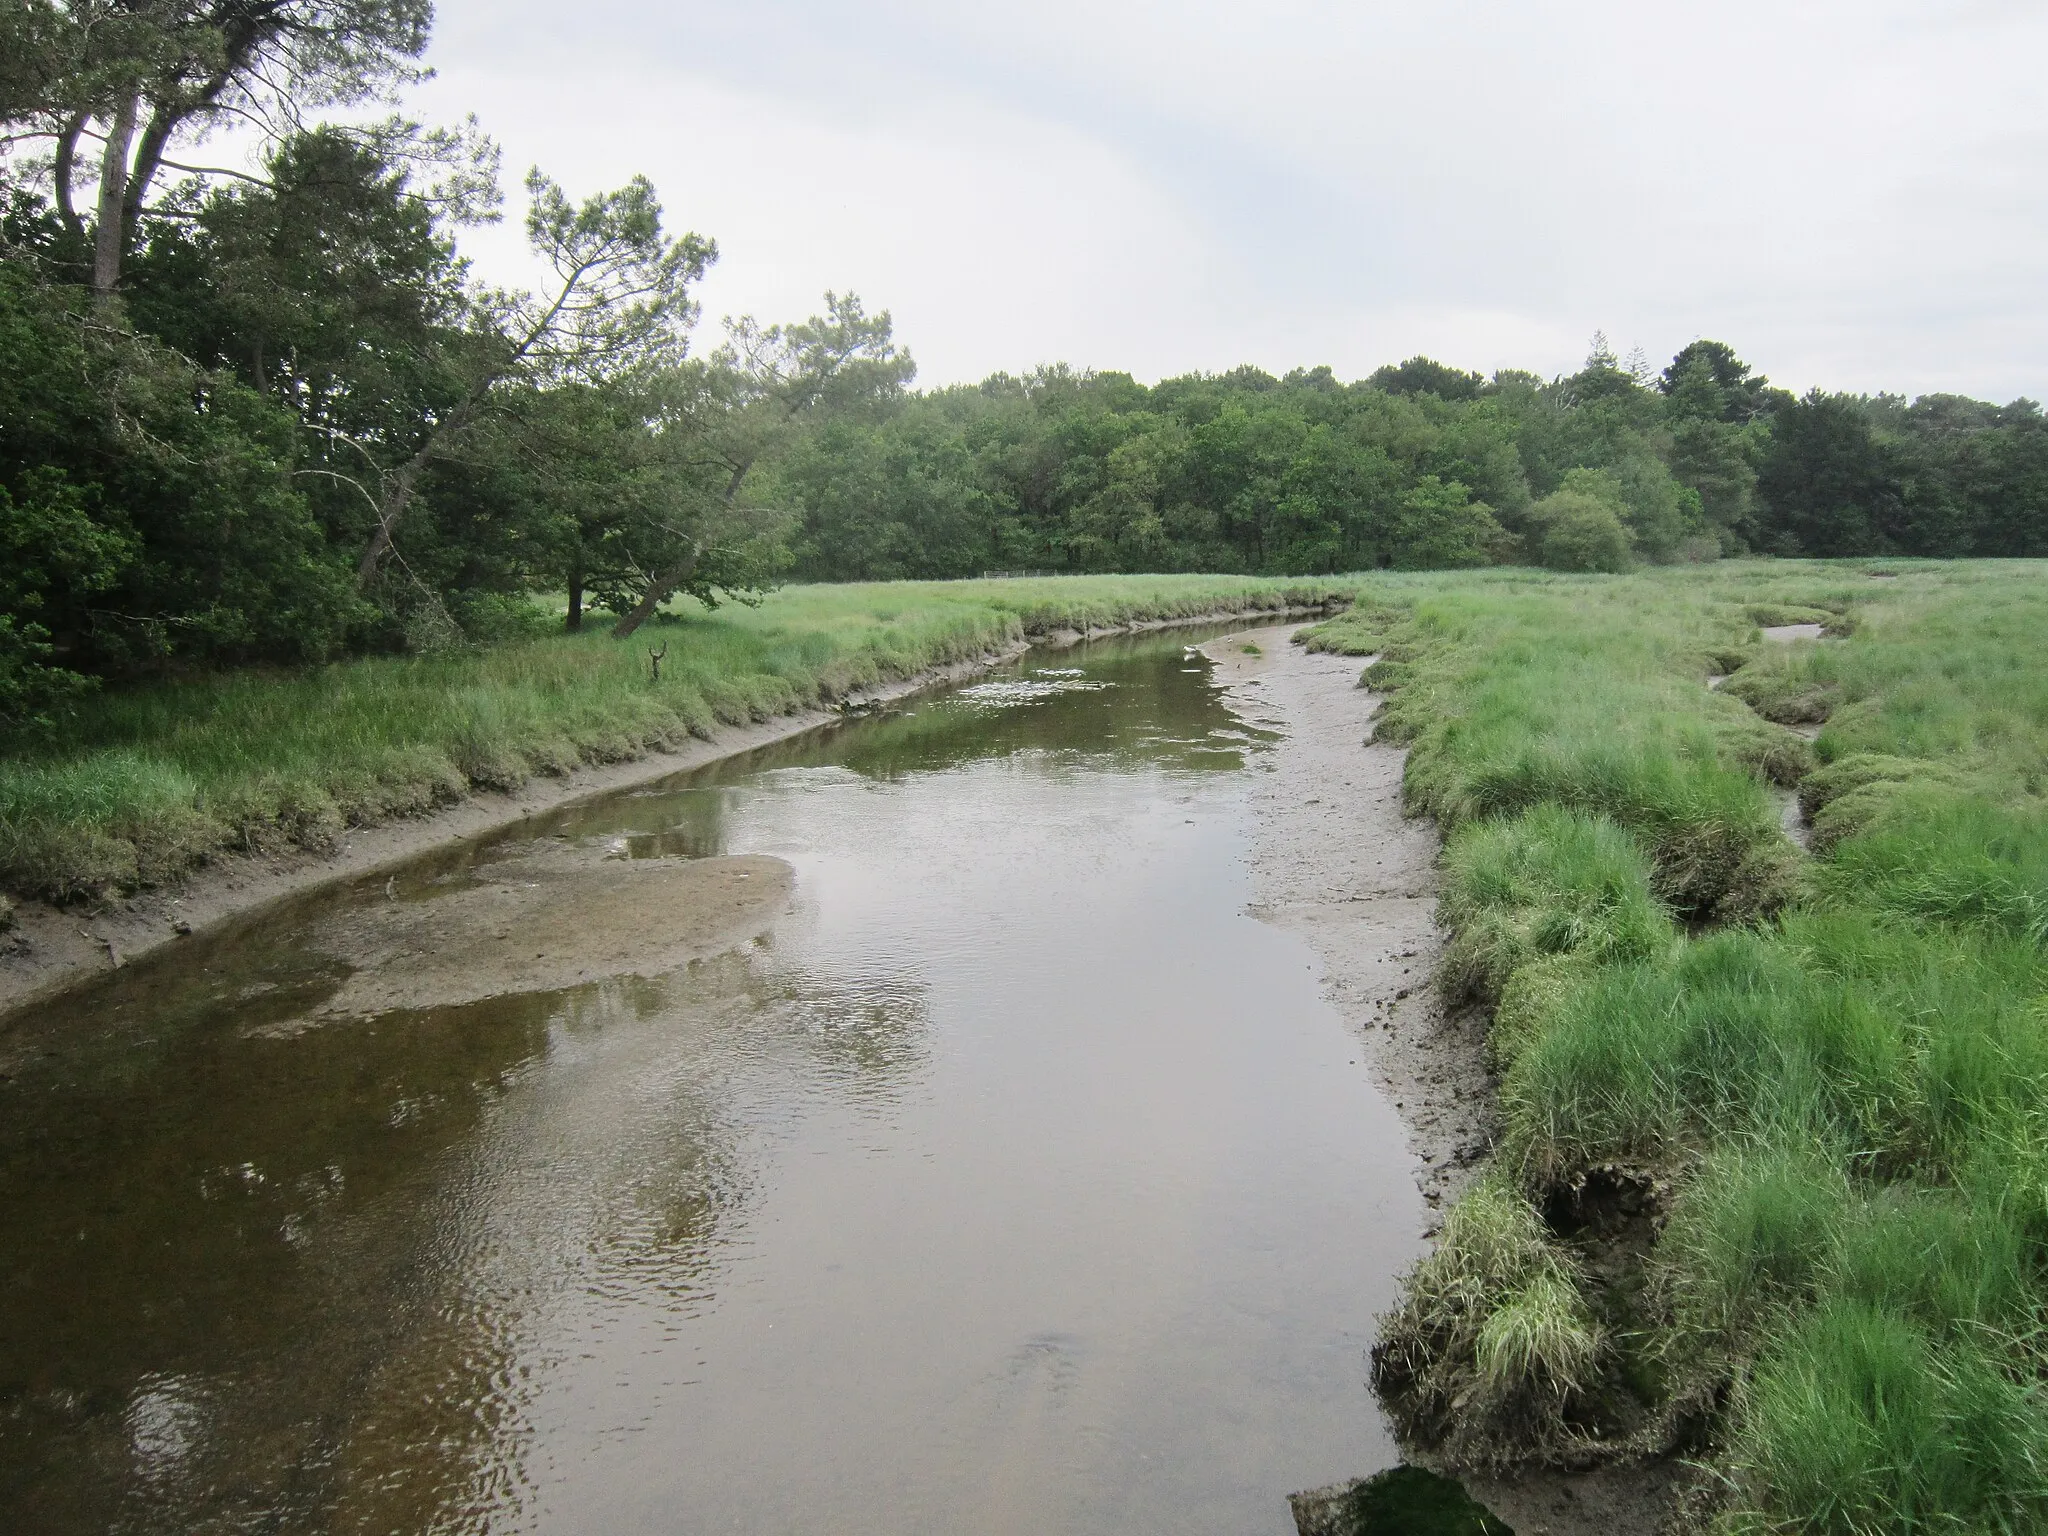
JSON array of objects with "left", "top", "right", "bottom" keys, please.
[{"left": 0, "top": 627, "right": 1425, "bottom": 1534}]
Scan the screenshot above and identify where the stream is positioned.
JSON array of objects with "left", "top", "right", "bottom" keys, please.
[{"left": 0, "top": 626, "right": 1428, "bottom": 1534}]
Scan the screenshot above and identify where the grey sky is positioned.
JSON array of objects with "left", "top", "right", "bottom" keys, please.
[{"left": 403, "top": 0, "right": 2048, "bottom": 399}]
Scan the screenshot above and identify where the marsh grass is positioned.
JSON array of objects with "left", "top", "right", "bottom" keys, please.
[
  {"left": 1437, "top": 806, "right": 1675, "bottom": 1006},
  {"left": 2, "top": 574, "right": 1345, "bottom": 900},
  {"left": 1336, "top": 560, "right": 2048, "bottom": 1531},
  {"left": 1373, "top": 1177, "right": 1607, "bottom": 1465}
]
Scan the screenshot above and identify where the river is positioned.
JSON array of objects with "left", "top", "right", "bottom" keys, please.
[{"left": 0, "top": 625, "right": 1428, "bottom": 1534}]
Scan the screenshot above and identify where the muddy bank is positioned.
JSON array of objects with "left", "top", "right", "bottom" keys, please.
[
  {"left": 1, "top": 604, "right": 1329, "bottom": 1023},
  {"left": 1201, "top": 629, "right": 1489, "bottom": 1206},
  {"left": 310, "top": 849, "right": 793, "bottom": 1018},
  {"left": 1205, "top": 627, "right": 1683, "bottom": 1536}
]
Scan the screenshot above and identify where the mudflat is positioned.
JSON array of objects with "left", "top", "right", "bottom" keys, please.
[{"left": 311, "top": 847, "right": 794, "bottom": 1016}]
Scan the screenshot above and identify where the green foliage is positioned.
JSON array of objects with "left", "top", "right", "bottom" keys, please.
[
  {"left": 1728, "top": 1302, "right": 2048, "bottom": 1535},
  {"left": 1392, "top": 475, "right": 1504, "bottom": 569},
  {"left": 1370, "top": 560, "right": 2048, "bottom": 1533},
  {"left": 1526, "top": 487, "right": 1634, "bottom": 572},
  {"left": 0, "top": 257, "right": 365, "bottom": 695}
]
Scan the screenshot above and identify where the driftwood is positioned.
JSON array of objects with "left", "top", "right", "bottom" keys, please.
[{"left": 648, "top": 642, "right": 668, "bottom": 681}]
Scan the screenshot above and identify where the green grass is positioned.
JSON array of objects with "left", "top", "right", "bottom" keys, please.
[
  {"left": 1, "top": 574, "right": 1345, "bottom": 900},
  {"left": 1340, "top": 560, "right": 2048, "bottom": 1531}
]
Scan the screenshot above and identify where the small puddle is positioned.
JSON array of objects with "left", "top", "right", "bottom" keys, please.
[
  {"left": 1761, "top": 622, "right": 1826, "bottom": 643},
  {"left": 1775, "top": 786, "right": 1814, "bottom": 851}
]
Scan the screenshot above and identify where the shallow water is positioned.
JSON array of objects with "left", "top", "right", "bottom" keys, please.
[{"left": 0, "top": 628, "right": 1426, "bottom": 1534}]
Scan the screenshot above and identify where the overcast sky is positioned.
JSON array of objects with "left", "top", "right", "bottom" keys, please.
[{"left": 398, "top": 0, "right": 2048, "bottom": 400}]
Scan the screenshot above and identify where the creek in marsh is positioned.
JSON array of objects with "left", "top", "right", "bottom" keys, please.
[{"left": 0, "top": 626, "right": 1427, "bottom": 1534}]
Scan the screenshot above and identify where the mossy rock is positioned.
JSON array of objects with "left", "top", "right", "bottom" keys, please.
[
  {"left": 0, "top": 824, "right": 140, "bottom": 902},
  {"left": 1697, "top": 644, "right": 1757, "bottom": 676},
  {"left": 1306, "top": 628, "right": 1388, "bottom": 657},
  {"left": 1490, "top": 954, "right": 1594, "bottom": 1072},
  {"left": 126, "top": 804, "right": 232, "bottom": 884},
  {"left": 1797, "top": 752, "right": 1948, "bottom": 821},
  {"left": 1807, "top": 782, "right": 1928, "bottom": 854},
  {"left": 1714, "top": 838, "right": 1809, "bottom": 924},
  {"left": 1291, "top": 1466, "right": 1514, "bottom": 1536}
]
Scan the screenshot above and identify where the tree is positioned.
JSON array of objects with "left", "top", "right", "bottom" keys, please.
[
  {"left": 351, "top": 168, "right": 714, "bottom": 587},
  {"left": 1369, "top": 355, "right": 1485, "bottom": 402},
  {"left": 1658, "top": 340, "right": 1779, "bottom": 423},
  {"left": 1527, "top": 476, "right": 1636, "bottom": 572},
  {"left": 1661, "top": 352, "right": 1759, "bottom": 546},
  {"left": 783, "top": 407, "right": 1000, "bottom": 581},
  {"left": 1754, "top": 391, "right": 1898, "bottom": 555},
  {"left": 0, "top": 253, "right": 360, "bottom": 702},
  {"left": 608, "top": 292, "right": 911, "bottom": 638},
  {"left": 1388, "top": 476, "right": 1502, "bottom": 568},
  {"left": 6, "top": 1, "right": 435, "bottom": 301}
]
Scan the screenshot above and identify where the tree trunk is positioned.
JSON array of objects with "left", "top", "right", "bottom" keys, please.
[
  {"left": 610, "top": 459, "right": 752, "bottom": 640},
  {"left": 565, "top": 574, "right": 584, "bottom": 632},
  {"left": 92, "top": 93, "right": 141, "bottom": 303},
  {"left": 121, "top": 98, "right": 189, "bottom": 235},
  {"left": 354, "top": 453, "right": 431, "bottom": 587},
  {"left": 53, "top": 114, "right": 85, "bottom": 242},
  {"left": 354, "top": 399, "right": 486, "bottom": 588},
  {"left": 610, "top": 550, "right": 698, "bottom": 640}
]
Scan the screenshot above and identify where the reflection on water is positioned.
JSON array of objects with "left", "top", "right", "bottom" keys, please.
[{"left": 0, "top": 627, "right": 1425, "bottom": 1534}]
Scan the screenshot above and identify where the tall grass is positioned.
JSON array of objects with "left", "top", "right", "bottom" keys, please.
[
  {"left": 1346, "top": 560, "right": 2048, "bottom": 1531},
  {"left": 1, "top": 574, "right": 1345, "bottom": 900}
]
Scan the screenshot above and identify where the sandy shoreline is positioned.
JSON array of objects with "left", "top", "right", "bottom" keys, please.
[
  {"left": 1206, "top": 626, "right": 1680, "bottom": 1536},
  {"left": 0, "top": 605, "right": 1328, "bottom": 1025}
]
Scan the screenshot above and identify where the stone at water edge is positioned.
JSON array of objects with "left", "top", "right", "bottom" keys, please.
[{"left": 1290, "top": 1465, "right": 1514, "bottom": 1536}]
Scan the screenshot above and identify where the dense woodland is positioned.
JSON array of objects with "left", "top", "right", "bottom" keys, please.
[{"left": 5, "top": 1, "right": 2048, "bottom": 732}]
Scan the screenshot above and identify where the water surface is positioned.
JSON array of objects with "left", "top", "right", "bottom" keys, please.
[{"left": 0, "top": 629, "right": 1425, "bottom": 1533}]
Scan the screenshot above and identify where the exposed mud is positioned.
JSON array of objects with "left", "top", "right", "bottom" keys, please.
[
  {"left": 1208, "top": 625, "right": 1685, "bottom": 1536},
  {"left": 309, "top": 848, "right": 793, "bottom": 1017},
  {"left": 1203, "top": 628, "right": 1490, "bottom": 1208}
]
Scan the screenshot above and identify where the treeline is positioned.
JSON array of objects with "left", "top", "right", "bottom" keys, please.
[
  {"left": 0, "top": 0, "right": 904, "bottom": 729},
  {"left": 4, "top": 4, "right": 2047, "bottom": 734},
  {"left": 770, "top": 347, "right": 2048, "bottom": 581}
]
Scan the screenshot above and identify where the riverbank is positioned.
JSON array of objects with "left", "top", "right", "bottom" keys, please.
[
  {"left": 1, "top": 582, "right": 1343, "bottom": 1020},
  {"left": 1205, "top": 626, "right": 1680, "bottom": 1536},
  {"left": 1294, "top": 561, "right": 2048, "bottom": 1536}
]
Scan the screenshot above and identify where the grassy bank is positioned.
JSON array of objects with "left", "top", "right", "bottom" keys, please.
[
  {"left": 0, "top": 575, "right": 1344, "bottom": 903},
  {"left": 1311, "top": 560, "right": 2048, "bottom": 1532}
]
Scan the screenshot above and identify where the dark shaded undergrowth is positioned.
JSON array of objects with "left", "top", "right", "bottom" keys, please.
[{"left": 1305, "top": 561, "right": 2048, "bottom": 1534}]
